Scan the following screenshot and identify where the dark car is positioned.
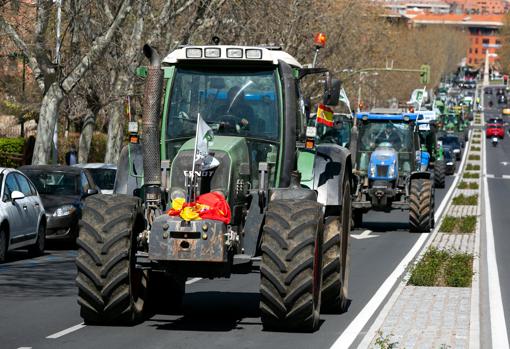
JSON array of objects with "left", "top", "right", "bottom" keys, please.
[
  {"left": 488, "top": 117, "right": 504, "bottom": 125},
  {"left": 19, "top": 165, "right": 99, "bottom": 241},
  {"left": 498, "top": 95, "right": 507, "bottom": 105},
  {"left": 443, "top": 146, "right": 456, "bottom": 175},
  {"left": 485, "top": 88, "right": 493, "bottom": 95},
  {"left": 496, "top": 88, "right": 505, "bottom": 96},
  {"left": 440, "top": 135, "right": 462, "bottom": 160}
]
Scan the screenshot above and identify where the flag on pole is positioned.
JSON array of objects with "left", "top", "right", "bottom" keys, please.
[
  {"left": 193, "top": 114, "right": 219, "bottom": 171},
  {"left": 317, "top": 104, "right": 334, "bottom": 127},
  {"left": 339, "top": 87, "right": 352, "bottom": 114}
]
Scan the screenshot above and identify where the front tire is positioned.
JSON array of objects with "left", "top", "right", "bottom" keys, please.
[
  {"left": 260, "top": 199, "right": 323, "bottom": 332},
  {"left": 76, "top": 194, "right": 147, "bottom": 324},
  {"left": 434, "top": 160, "right": 446, "bottom": 188},
  {"left": 0, "top": 227, "right": 7, "bottom": 263},
  {"left": 409, "top": 179, "right": 433, "bottom": 232}
]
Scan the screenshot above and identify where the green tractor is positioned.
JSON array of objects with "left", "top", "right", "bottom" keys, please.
[
  {"left": 416, "top": 111, "right": 446, "bottom": 188},
  {"left": 438, "top": 111, "right": 467, "bottom": 147},
  {"left": 76, "top": 44, "right": 353, "bottom": 332}
]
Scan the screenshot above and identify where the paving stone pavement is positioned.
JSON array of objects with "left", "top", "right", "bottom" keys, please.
[
  {"left": 369, "top": 287, "right": 471, "bottom": 349},
  {"left": 447, "top": 204, "right": 479, "bottom": 217},
  {"left": 432, "top": 233, "right": 475, "bottom": 253}
]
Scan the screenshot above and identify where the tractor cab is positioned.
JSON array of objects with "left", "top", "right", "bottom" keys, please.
[{"left": 356, "top": 111, "right": 420, "bottom": 177}]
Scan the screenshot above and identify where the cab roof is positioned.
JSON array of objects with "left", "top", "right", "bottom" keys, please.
[
  {"left": 162, "top": 45, "right": 302, "bottom": 68},
  {"left": 356, "top": 112, "right": 418, "bottom": 121}
]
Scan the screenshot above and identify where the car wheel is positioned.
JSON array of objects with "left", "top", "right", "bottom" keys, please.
[
  {"left": 28, "top": 221, "right": 45, "bottom": 257},
  {"left": 0, "top": 228, "right": 7, "bottom": 263}
]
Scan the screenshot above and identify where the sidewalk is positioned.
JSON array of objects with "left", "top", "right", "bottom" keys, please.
[{"left": 359, "top": 118, "right": 483, "bottom": 349}]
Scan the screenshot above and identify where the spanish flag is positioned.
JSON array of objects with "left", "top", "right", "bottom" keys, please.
[{"left": 317, "top": 104, "right": 334, "bottom": 127}]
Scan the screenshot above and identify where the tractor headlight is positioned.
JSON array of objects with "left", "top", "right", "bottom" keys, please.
[
  {"left": 447, "top": 162, "right": 453, "bottom": 166},
  {"left": 53, "top": 205, "right": 76, "bottom": 217},
  {"left": 388, "top": 163, "right": 396, "bottom": 177},
  {"left": 370, "top": 164, "right": 376, "bottom": 177},
  {"left": 170, "top": 188, "right": 186, "bottom": 201},
  {"left": 453, "top": 149, "right": 460, "bottom": 154}
]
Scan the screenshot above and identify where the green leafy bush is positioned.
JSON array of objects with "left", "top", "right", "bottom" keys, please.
[
  {"left": 458, "top": 181, "right": 479, "bottom": 190},
  {"left": 452, "top": 194, "right": 478, "bottom": 205},
  {"left": 0, "top": 137, "right": 25, "bottom": 167}
]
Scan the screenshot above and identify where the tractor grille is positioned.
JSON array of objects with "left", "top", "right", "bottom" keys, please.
[
  {"left": 170, "top": 150, "right": 231, "bottom": 198},
  {"left": 376, "top": 165, "right": 389, "bottom": 177}
]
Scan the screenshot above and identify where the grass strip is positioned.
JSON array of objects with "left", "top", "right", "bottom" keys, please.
[
  {"left": 458, "top": 181, "right": 479, "bottom": 190},
  {"left": 452, "top": 194, "right": 478, "bottom": 205},
  {"left": 439, "top": 215, "right": 477, "bottom": 233},
  {"left": 465, "top": 164, "right": 480, "bottom": 171},
  {"left": 463, "top": 172, "right": 479, "bottom": 179}
]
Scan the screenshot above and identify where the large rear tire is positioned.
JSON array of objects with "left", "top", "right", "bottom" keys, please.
[
  {"left": 321, "top": 178, "right": 351, "bottom": 313},
  {"left": 409, "top": 179, "right": 433, "bottom": 232},
  {"left": 76, "top": 194, "right": 147, "bottom": 324},
  {"left": 434, "top": 160, "right": 446, "bottom": 188},
  {"left": 260, "top": 199, "right": 323, "bottom": 332}
]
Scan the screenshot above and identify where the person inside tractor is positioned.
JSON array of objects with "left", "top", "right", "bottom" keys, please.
[
  {"left": 320, "top": 117, "right": 349, "bottom": 146},
  {"left": 420, "top": 144, "right": 431, "bottom": 171},
  {"left": 376, "top": 123, "right": 402, "bottom": 150},
  {"left": 212, "top": 85, "right": 256, "bottom": 131}
]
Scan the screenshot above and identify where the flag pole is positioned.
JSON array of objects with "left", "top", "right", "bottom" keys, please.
[{"left": 188, "top": 112, "right": 201, "bottom": 203}]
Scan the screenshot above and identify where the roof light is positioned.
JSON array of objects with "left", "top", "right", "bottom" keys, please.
[
  {"left": 362, "top": 115, "right": 368, "bottom": 121},
  {"left": 314, "top": 32, "right": 327, "bottom": 48},
  {"left": 403, "top": 115, "right": 410, "bottom": 121},
  {"left": 204, "top": 47, "right": 221, "bottom": 58},
  {"left": 186, "top": 48, "right": 202, "bottom": 58},
  {"left": 227, "top": 48, "right": 243, "bottom": 58},
  {"left": 245, "top": 49, "right": 262, "bottom": 59}
]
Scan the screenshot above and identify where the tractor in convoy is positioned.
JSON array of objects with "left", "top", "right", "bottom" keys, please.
[
  {"left": 350, "top": 109, "right": 434, "bottom": 231},
  {"left": 416, "top": 110, "right": 446, "bottom": 188},
  {"left": 75, "top": 42, "right": 353, "bottom": 332}
]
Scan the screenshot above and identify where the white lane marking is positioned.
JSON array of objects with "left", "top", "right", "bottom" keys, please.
[
  {"left": 502, "top": 175, "right": 510, "bottom": 179},
  {"left": 486, "top": 174, "right": 495, "bottom": 178},
  {"left": 501, "top": 161, "right": 509, "bottom": 166},
  {"left": 347, "top": 134, "right": 470, "bottom": 349},
  {"left": 483, "top": 131, "right": 510, "bottom": 348},
  {"left": 350, "top": 230, "right": 378, "bottom": 240},
  {"left": 17, "top": 347, "right": 32, "bottom": 349},
  {"left": 46, "top": 323, "right": 86, "bottom": 339},
  {"left": 186, "top": 277, "right": 202, "bottom": 285}
]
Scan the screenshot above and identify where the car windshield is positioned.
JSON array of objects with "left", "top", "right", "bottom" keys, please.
[
  {"left": 444, "top": 149, "right": 453, "bottom": 161},
  {"left": 24, "top": 171, "right": 80, "bottom": 195},
  {"left": 87, "top": 168, "right": 116, "bottom": 190},
  {"left": 441, "top": 137, "right": 460, "bottom": 147},
  {"left": 487, "top": 124, "right": 504, "bottom": 129},
  {"left": 488, "top": 119, "right": 504, "bottom": 124},
  {"left": 167, "top": 67, "right": 279, "bottom": 142},
  {"left": 357, "top": 120, "right": 414, "bottom": 173},
  {"left": 316, "top": 114, "right": 352, "bottom": 147}
]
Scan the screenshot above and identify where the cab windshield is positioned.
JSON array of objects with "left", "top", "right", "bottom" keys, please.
[
  {"left": 167, "top": 67, "right": 279, "bottom": 143},
  {"left": 357, "top": 120, "right": 414, "bottom": 173}
]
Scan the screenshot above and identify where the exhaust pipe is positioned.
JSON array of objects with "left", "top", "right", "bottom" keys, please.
[{"left": 142, "top": 44, "right": 164, "bottom": 207}]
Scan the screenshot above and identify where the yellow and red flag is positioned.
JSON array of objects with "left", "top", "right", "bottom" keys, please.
[{"left": 317, "top": 104, "right": 334, "bottom": 127}]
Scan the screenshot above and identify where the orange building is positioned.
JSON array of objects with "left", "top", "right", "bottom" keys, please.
[
  {"left": 446, "top": 0, "right": 507, "bottom": 14},
  {"left": 408, "top": 13, "right": 504, "bottom": 66}
]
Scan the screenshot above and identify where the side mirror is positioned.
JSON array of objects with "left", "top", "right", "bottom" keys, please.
[
  {"left": 11, "top": 190, "right": 25, "bottom": 202},
  {"left": 85, "top": 188, "right": 99, "bottom": 196},
  {"left": 323, "top": 72, "right": 341, "bottom": 106}
]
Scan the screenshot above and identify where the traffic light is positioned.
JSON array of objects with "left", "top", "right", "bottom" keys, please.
[
  {"left": 420, "top": 64, "right": 430, "bottom": 84},
  {"left": 504, "top": 75, "right": 508, "bottom": 86}
]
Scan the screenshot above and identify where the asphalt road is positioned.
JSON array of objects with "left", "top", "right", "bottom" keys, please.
[
  {"left": 481, "top": 85, "right": 510, "bottom": 343},
  {"left": 0, "top": 171, "right": 457, "bottom": 349}
]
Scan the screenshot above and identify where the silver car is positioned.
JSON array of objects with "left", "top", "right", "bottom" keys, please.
[{"left": 0, "top": 168, "right": 46, "bottom": 262}]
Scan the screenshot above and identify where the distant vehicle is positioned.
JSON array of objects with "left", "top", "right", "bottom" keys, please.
[
  {"left": 440, "top": 135, "right": 462, "bottom": 160},
  {"left": 487, "top": 117, "right": 504, "bottom": 125},
  {"left": 73, "top": 163, "right": 117, "bottom": 194},
  {"left": 502, "top": 108, "right": 510, "bottom": 115},
  {"left": 496, "top": 88, "right": 505, "bottom": 96},
  {"left": 442, "top": 147, "right": 456, "bottom": 175},
  {"left": 19, "top": 165, "right": 99, "bottom": 242},
  {"left": 464, "top": 80, "right": 476, "bottom": 89},
  {"left": 485, "top": 88, "right": 493, "bottom": 95},
  {"left": 0, "top": 168, "right": 46, "bottom": 262},
  {"left": 486, "top": 123, "right": 505, "bottom": 139},
  {"left": 492, "top": 136, "right": 499, "bottom": 147},
  {"left": 498, "top": 94, "right": 507, "bottom": 105}
]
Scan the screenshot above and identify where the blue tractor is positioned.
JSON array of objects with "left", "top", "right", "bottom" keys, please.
[{"left": 350, "top": 110, "right": 434, "bottom": 232}]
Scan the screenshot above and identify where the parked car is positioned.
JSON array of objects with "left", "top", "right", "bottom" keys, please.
[
  {"left": 19, "top": 165, "right": 99, "bottom": 241},
  {"left": 485, "top": 88, "right": 493, "bottom": 95},
  {"left": 0, "top": 168, "right": 46, "bottom": 262},
  {"left": 496, "top": 88, "right": 505, "bottom": 96},
  {"left": 440, "top": 135, "right": 462, "bottom": 160},
  {"left": 73, "top": 163, "right": 117, "bottom": 194},
  {"left": 498, "top": 95, "right": 507, "bottom": 105}
]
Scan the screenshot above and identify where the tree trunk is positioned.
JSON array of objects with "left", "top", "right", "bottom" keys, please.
[
  {"left": 104, "top": 98, "right": 125, "bottom": 165},
  {"left": 78, "top": 109, "right": 96, "bottom": 163},
  {"left": 32, "top": 83, "right": 64, "bottom": 165}
]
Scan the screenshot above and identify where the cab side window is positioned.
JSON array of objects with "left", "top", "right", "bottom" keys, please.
[
  {"left": 80, "top": 173, "right": 90, "bottom": 193},
  {"left": 4, "top": 174, "right": 20, "bottom": 202},
  {"left": 15, "top": 174, "right": 32, "bottom": 197}
]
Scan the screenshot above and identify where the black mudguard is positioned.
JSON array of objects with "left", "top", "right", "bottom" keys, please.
[
  {"left": 113, "top": 143, "right": 144, "bottom": 196},
  {"left": 410, "top": 171, "right": 432, "bottom": 181}
]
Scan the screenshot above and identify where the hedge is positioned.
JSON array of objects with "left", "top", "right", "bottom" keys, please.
[{"left": 0, "top": 137, "right": 25, "bottom": 167}]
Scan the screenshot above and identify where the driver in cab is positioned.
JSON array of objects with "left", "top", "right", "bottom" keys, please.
[
  {"left": 376, "top": 124, "right": 402, "bottom": 150},
  {"left": 213, "top": 86, "right": 255, "bottom": 131}
]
